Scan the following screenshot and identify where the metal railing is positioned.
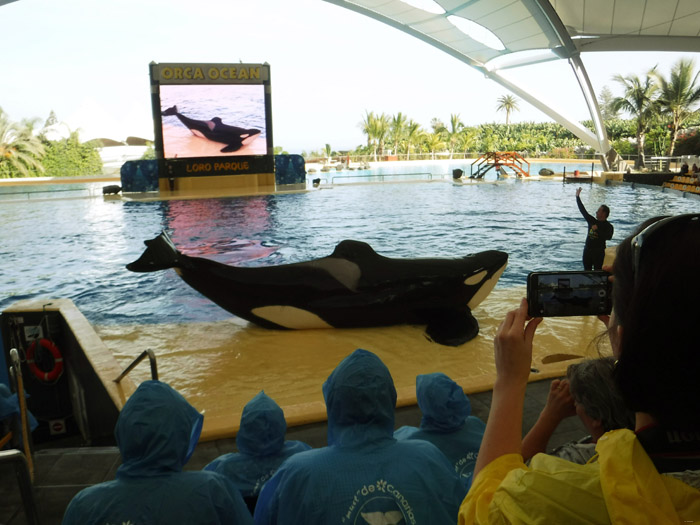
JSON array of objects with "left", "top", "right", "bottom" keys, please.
[
  {"left": 331, "top": 172, "right": 435, "bottom": 184},
  {"left": 114, "top": 349, "right": 158, "bottom": 384},
  {"left": 1, "top": 349, "right": 41, "bottom": 524},
  {"left": 0, "top": 450, "right": 41, "bottom": 524},
  {"left": 8, "top": 349, "right": 34, "bottom": 479}
]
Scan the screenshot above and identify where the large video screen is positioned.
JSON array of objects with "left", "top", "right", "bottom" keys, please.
[
  {"left": 159, "top": 84, "right": 267, "bottom": 159},
  {"left": 150, "top": 63, "right": 273, "bottom": 176}
]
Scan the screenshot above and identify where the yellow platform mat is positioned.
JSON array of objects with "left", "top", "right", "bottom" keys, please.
[{"left": 95, "top": 287, "right": 612, "bottom": 442}]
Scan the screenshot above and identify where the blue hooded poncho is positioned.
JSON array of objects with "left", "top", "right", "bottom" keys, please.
[
  {"left": 254, "top": 349, "right": 466, "bottom": 524},
  {"left": 394, "top": 372, "right": 485, "bottom": 486},
  {"left": 204, "top": 391, "right": 311, "bottom": 502},
  {"left": 62, "top": 380, "right": 253, "bottom": 525},
  {"left": 0, "top": 384, "right": 38, "bottom": 447}
]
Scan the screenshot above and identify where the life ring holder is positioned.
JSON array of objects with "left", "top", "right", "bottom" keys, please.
[{"left": 26, "top": 338, "right": 64, "bottom": 383}]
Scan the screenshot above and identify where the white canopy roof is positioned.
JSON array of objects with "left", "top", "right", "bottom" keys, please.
[
  {"left": 323, "top": 0, "right": 700, "bottom": 168},
  {"left": 324, "top": 0, "right": 700, "bottom": 67},
  {"left": 4, "top": 0, "right": 697, "bottom": 167}
]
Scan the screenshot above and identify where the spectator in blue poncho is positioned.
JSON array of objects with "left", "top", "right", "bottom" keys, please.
[
  {"left": 253, "top": 349, "right": 466, "bottom": 525},
  {"left": 394, "top": 372, "right": 485, "bottom": 487},
  {"left": 0, "top": 383, "right": 38, "bottom": 449},
  {"left": 204, "top": 391, "right": 311, "bottom": 513},
  {"left": 62, "top": 380, "right": 253, "bottom": 525}
]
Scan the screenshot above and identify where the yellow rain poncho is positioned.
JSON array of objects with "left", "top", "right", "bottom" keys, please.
[{"left": 459, "top": 429, "right": 700, "bottom": 524}]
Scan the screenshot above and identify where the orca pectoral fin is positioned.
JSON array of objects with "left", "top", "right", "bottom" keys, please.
[
  {"left": 424, "top": 308, "right": 479, "bottom": 346},
  {"left": 221, "top": 143, "right": 243, "bottom": 153}
]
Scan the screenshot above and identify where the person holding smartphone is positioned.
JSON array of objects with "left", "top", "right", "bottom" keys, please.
[
  {"left": 458, "top": 214, "right": 700, "bottom": 524},
  {"left": 575, "top": 187, "right": 613, "bottom": 270}
]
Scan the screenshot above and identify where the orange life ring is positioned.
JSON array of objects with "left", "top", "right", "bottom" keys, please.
[{"left": 26, "top": 339, "right": 64, "bottom": 382}]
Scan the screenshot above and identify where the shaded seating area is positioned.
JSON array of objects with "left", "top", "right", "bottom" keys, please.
[{"left": 1, "top": 349, "right": 41, "bottom": 524}]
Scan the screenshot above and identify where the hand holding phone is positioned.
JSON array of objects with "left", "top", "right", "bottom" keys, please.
[{"left": 527, "top": 271, "right": 612, "bottom": 317}]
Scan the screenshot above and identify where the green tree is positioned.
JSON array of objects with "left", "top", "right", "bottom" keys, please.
[
  {"left": 597, "top": 86, "right": 620, "bottom": 121},
  {"left": 374, "top": 113, "right": 391, "bottom": 158},
  {"left": 611, "top": 69, "right": 658, "bottom": 168},
  {"left": 444, "top": 113, "right": 464, "bottom": 159},
  {"left": 359, "top": 110, "right": 377, "bottom": 156},
  {"left": 458, "top": 127, "right": 480, "bottom": 157},
  {"left": 389, "top": 112, "right": 407, "bottom": 157},
  {"left": 404, "top": 120, "right": 422, "bottom": 161},
  {"left": 0, "top": 107, "right": 45, "bottom": 177},
  {"left": 142, "top": 143, "right": 157, "bottom": 159},
  {"left": 424, "top": 132, "right": 445, "bottom": 160},
  {"left": 323, "top": 143, "right": 334, "bottom": 163},
  {"left": 496, "top": 94, "right": 519, "bottom": 127},
  {"left": 26, "top": 130, "right": 102, "bottom": 177},
  {"left": 430, "top": 117, "right": 445, "bottom": 134},
  {"left": 653, "top": 58, "right": 700, "bottom": 156},
  {"left": 43, "top": 110, "right": 58, "bottom": 129},
  {"left": 359, "top": 111, "right": 390, "bottom": 161}
]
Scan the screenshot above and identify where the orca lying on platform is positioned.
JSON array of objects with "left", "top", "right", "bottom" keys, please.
[
  {"left": 161, "top": 105, "right": 261, "bottom": 153},
  {"left": 126, "top": 232, "right": 508, "bottom": 346}
]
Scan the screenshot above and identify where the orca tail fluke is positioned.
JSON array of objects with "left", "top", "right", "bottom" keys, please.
[
  {"left": 127, "top": 231, "right": 181, "bottom": 272},
  {"left": 162, "top": 105, "right": 178, "bottom": 116}
]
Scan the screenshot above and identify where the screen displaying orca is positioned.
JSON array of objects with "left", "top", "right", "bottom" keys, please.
[
  {"left": 127, "top": 232, "right": 508, "bottom": 346},
  {"left": 162, "top": 105, "right": 261, "bottom": 152}
]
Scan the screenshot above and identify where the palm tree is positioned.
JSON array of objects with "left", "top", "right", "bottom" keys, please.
[
  {"left": 458, "top": 127, "right": 480, "bottom": 157},
  {"left": 496, "top": 95, "right": 519, "bottom": 127},
  {"left": 0, "top": 108, "right": 45, "bottom": 177},
  {"left": 611, "top": 69, "right": 659, "bottom": 168},
  {"left": 425, "top": 132, "right": 445, "bottom": 160},
  {"left": 323, "top": 143, "right": 333, "bottom": 164},
  {"left": 389, "top": 112, "right": 407, "bottom": 157},
  {"left": 359, "top": 111, "right": 379, "bottom": 161},
  {"left": 374, "top": 113, "right": 391, "bottom": 160},
  {"left": 653, "top": 58, "right": 700, "bottom": 156},
  {"left": 445, "top": 113, "right": 464, "bottom": 159},
  {"left": 404, "top": 120, "right": 422, "bottom": 161}
]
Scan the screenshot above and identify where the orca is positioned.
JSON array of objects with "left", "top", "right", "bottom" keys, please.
[
  {"left": 161, "top": 105, "right": 261, "bottom": 153},
  {"left": 126, "top": 232, "right": 508, "bottom": 346}
]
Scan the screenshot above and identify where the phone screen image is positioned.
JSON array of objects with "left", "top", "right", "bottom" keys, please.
[{"left": 527, "top": 271, "right": 612, "bottom": 317}]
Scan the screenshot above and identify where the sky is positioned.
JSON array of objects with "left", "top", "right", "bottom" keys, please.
[{"left": 2, "top": 0, "right": 699, "bottom": 154}]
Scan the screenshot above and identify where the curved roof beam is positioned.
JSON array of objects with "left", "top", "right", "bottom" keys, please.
[{"left": 325, "top": 0, "right": 697, "bottom": 170}]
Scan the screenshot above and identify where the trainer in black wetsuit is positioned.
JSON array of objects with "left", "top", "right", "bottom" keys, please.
[{"left": 576, "top": 187, "right": 613, "bottom": 270}]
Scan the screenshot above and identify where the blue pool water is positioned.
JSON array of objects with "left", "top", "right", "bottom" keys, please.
[
  {"left": 2, "top": 176, "right": 697, "bottom": 326},
  {"left": 311, "top": 160, "right": 598, "bottom": 184}
]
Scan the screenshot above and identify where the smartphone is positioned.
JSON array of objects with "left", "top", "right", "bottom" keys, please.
[{"left": 527, "top": 270, "right": 612, "bottom": 317}]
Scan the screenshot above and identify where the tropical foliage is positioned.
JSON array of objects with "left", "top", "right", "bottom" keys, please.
[
  {"left": 610, "top": 69, "right": 658, "bottom": 168},
  {"left": 496, "top": 95, "right": 520, "bottom": 127},
  {"left": 0, "top": 107, "right": 45, "bottom": 177},
  {"left": 3, "top": 61, "right": 700, "bottom": 179},
  {"left": 0, "top": 107, "right": 103, "bottom": 178},
  {"left": 652, "top": 58, "right": 700, "bottom": 155},
  {"left": 328, "top": 59, "right": 700, "bottom": 165},
  {"left": 28, "top": 131, "right": 103, "bottom": 177}
]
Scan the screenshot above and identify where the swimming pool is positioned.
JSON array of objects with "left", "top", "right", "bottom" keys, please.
[
  {"left": 310, "top": 159, "right": 599, "bottom": 184},
  {"left": 1, "top": 177, "right": 697, "bottom": 326}
]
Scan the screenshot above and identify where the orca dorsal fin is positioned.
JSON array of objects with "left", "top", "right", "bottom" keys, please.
[{"left": 330, "top": 240, "right": 378, "bottom": 261}]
